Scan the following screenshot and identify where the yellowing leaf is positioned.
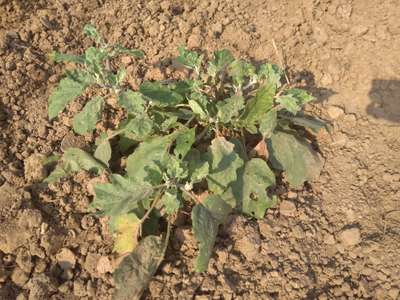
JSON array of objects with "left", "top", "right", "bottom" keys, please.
[{"left": 111, "top": 213, "right": 140, "bottom": 254}]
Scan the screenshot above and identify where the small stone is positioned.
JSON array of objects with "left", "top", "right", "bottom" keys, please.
[
  {"left": 16, "top": 248, "right": 33, "bottom": 274},
  {"left": 327, "top": 106, "right": 344, "bottom": 120},
  {"left": 314, "top": 26, "right": 329, "bottom": 45},
  {"left": 148, "top": 23, "right": 160, "bottom": 37},
  {"left": 287, "top": 191, "right": 297, "bottom": 199},
  {"left": 56, "top": 248, "right": 76, "bottom": 270},
  {"left": 73, "top": 279, "right": 87, "bottom": 297},
  {"left": 34, "top": 259, "right": 47, "bottom": 273},
  {"left": 96, "top": 256, "right": 113, "bottom": 274},
  {"left": 11, "top": 267, "right": 29, "bottom": 287},
  {"left": 279, "top": 200, "right": 296, "bottom": 217},
  {"left": 388, "top": 288, "right": 399, "bottom": 300},
  {"left": 339, "top": 227, "right": 361, "bottom": 247},
  {"left": 16, "top": 294, "right": 26, "bottom": 300},
  {"left": 323, "top": 233, "right": 336, "bottom": 245},
  {"left": 187, "top": 33, "right": 201, "bottom": 49},
  {"left": 351, "top": 25, "right": 369, "bottom": 37}
]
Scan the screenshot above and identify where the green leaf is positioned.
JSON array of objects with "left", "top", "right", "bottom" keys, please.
[
  {"left": 176, "top": 46, "right": 203, "bottom": 71},
  {"left": 45, "top": 148, "right": 105, "bottom": 182},
  {"left": 126, "top": 133, "right": 177, "bottom": 184},
  {"left": 116, "top": 67, "right": 126, "bottom": 85},
  {"left": 92, "top": 174, "right": 153, "bottom": 217},
  {"left": 83, "top": 24, "right": 102, "bottom": 43},
  {"left": 140, "top": 82, "right": 184, "bottom": 107},
  {"left": 192, "top": 195, "right": 231, "bottom": 272},
  {"left": 257, "top": 63, "right": 282, "bottom": 88},
  {"left": 48, "top": 71, "right": 93, "bottom": 120},
  {"left": 227, "top": 60, "right": 256, "bottom": 88},
  {"left": 84, "top": 47, "right": 107, "bottom": 75},
  {"left": 259, "top": 109, "right": 277, "bottom": 138},
  {"left": 162, "top": 189, "right": 181, "bottom": 215},
  {"left": 44, "top": 165, "right": 67, "bottom": 183},
  {"left": 188, "top": 92, "right": 210, "bottom": 120},
  {"left": 165, "top": 155, "right": 188, "bottom": 180},
  {"left": 186, "top": 149, "right": 209, "bottom": 183},
  {"left": 276, "top": 94, "right": 300, "bottom": 114},
  {"left": 110, "top": 213, "right": 140, "bottom": 254},
  {"left": 241, "top": 82, "right": 276, "bottom": 126},
  {"left": 72, "top": 96, "right": 103, "bottom": 135},
  {"left": 118, "top": 90, "right": 146, "bottom": 114},
  {"left": 240, "top": 158, "right": 276, "bottom": 219},
  {"left": 286, "top": 88, "right": 315, "bottom": 105},
  {"left": 94, "top": 133, "right": 112, "bottom": 166},
  {"left": 113, "top": 235, "right": 164, "bottom": 300},
  {"left": 284, "top": 115, "right": 328, "bottom": 133},
  {"left": 112, "top": 45, "right": 144, "bottom": 58},
  {"left": 174, "top": 128, "right": 195, "bottom": 159},
  {"left": 207, "top": 49, "right": 234, "bottom": 77},
  {"left": 49, "top": 51, "right": 85, "bottom": 64},
  {"left": 62, "top": 148, "right": 105, "bottom": 174},
  {"left": 206, "top": 137, "right": 244, "bottom": 195},
  {"left": 118, "top": 116, "right": 154, "bottom": 140},
  {"left": 267, "top": 131, "right": 323, "bottom": 188},
  {"left": 216, "top": 95, "right": 244, "bottom": 123}
]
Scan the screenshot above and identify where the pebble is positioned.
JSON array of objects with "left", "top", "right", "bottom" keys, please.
[
  {"left": 187, "top": 33, "right": 201, "bottom": 48},
  {"left": 323, "top": 233, "right": 336, "bottom": 245},
  {"left": 351, "top": 25, "right": 369, "bottom": 37},
  {"left": 327, "top": 106, "right": 345, "bottom": 120},
  {"left": 279, "top": 200, "right": 297, "bottom": 217},
  {"left": 11, "top": 267, "right": 29, "bottom": 287},
  {"left": 56, "top": 248, "right": 76, "bottom": 270},
  {"left": 339, "top": 228, "right": 361, "bottom": 247},
  {"left": 96, "top": 256, "right": 113, "bottom": 274},
  {"left": 388, "top": 288, "right": 399, "bottom": 300}
]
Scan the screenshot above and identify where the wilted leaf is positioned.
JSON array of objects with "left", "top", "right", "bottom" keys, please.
[
  {"left": 118, "top": 90, "right": 146, "bottom": 114},
  {"left": 111, "top": 213, "right": 140, "bottom": 254},
  {"left": 267, "top": 131, "right": 323, "bottom": 188},
  {"left": 48, "top": 71, "right": 94, "bottom": 120},
  {"left": 94, "top": 133, "right": 112, "bottom": 166},
  {"left": 72, "top": 96, "right": 103, "bottom": 135},
  {"left": 192, "top": 195, "right": 231, "bottom": 272},
  {"left": 113, "top": 235, "right": 164, "bottom": 300},
  {"left": 241, "top": 82, "right": 276, "bottom": 126},
  {"left": 174, "top": 128, "right": 195, "bottom": 159},
  {"left": 92, "top": 174, "right": 153, "bottom": 217},
  {"left": 259, "top": 109, "right": 277, "bottom": 138},
  {"left": 216, "top": 95, "right": 244, "bottom": 124},
  {"left": 126, "top": 134, "right": 177, "bottom": 184},
  {"left": 140, "top": 82, "right": 184, "bottom": 107},
  {"left": 206, "top": 137, "right": 244, "bottom": 195}
]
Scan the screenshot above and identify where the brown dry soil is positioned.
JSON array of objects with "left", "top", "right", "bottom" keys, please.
[{"left": 1, "top": 0, "right": 400, "bottom": 299}]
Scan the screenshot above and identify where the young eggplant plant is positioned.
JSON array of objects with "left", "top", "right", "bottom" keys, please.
[{"left": 45, "top": 25, "right": 325, "bottom": 299}]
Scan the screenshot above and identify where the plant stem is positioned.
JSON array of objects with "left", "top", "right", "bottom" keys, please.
[{"left": 139, "top": 190, "right": 164, "bottom": 225}]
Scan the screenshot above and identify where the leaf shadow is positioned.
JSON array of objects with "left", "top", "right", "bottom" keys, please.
[{"left": 366, "top": 79, "right": 400, "bottom": 123}]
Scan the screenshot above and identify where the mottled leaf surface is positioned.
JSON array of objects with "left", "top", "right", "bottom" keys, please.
[
  {"left": 192, "top": 195, "right": 231, "bottom": 272},
  {"left": 267, "top": 131, "right": 323, "bottom": 188},
  {"left": 113, "top": 235, "right": 164, "bottom": 300},
  {"left": 73, "top": 96, "right": 103, "bottom": 135}
]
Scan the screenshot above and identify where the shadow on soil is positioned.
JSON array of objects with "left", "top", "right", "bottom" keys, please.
[{"left": 367, "top": 79, "right": 400, "bottom": 123}]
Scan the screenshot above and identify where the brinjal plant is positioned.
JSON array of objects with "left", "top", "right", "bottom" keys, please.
[{"left": 45, "top": 25, "right": 325, "bottom": 299}]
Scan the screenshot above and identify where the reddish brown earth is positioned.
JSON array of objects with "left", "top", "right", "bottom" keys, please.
[{"left": 1, "top": 0, "right": 399, "bottom": 299}]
